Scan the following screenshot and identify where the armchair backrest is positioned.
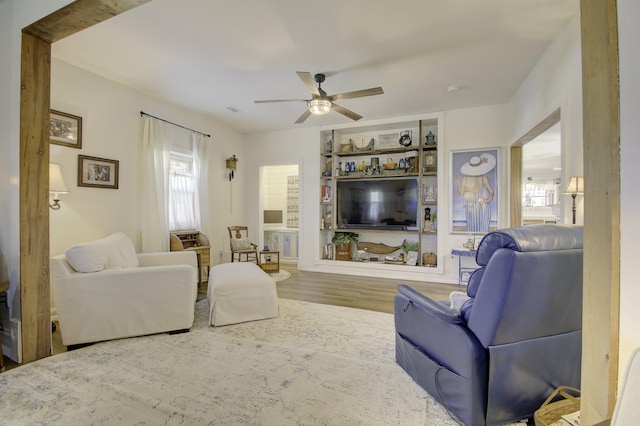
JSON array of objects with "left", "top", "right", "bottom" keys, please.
[
  {"left": 466, "top": 225, "right": 583, "bottom": 347},
  {"left": 59, "top": 232, "right": 139, "bottom": 274},
  {"left": 227, "top": 226, "right": 257, "bottom": 251}
]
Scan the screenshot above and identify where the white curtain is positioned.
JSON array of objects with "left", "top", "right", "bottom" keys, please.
[
  {"left": 168, "top": 163, "right": 197, "bottom": 231},
  {"left": 141, "top": 117, "right": 172, "bottom": 252},
  {"left": 193, "top": 133, "right": 210, "bottom": 238}
]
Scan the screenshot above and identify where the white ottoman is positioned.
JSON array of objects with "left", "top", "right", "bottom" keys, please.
[{"left": 207, "top": 262, "right": 279, "bottom": 326}]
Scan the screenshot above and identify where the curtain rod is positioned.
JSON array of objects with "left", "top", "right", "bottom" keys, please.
[{"left": 140, "top": 111, "right": 211, "bottom": 138}]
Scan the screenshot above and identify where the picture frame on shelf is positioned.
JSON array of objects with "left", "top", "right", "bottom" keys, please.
[
  {"left": 50, "top": 109, "right": 82, "bottom": 149},
  {"left": 423, "top": 150, "right": 437, "bottom": 172},
  {"left": 422, "top": 183, "right": 437, "bottom": 203},
  {"left": 377, "top": 133, "right": 399, "bottom": 149},
  {"left": 450, "top": 148, "right": 499, "bottom": 234},
  {"left": 77, "top": 155, "right": 119, "bottom": 189}
]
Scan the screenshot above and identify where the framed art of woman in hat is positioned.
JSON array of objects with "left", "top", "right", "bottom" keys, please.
[{"left": 451, "top": 150, "right": 498, "bottom": 233}]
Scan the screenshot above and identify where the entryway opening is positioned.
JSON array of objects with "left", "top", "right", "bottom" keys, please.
[{"left": 259, "top": 165, "right": 299, "bottom": 264}]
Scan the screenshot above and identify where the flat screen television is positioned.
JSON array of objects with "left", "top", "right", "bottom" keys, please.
[{"left": 337, "top": 178, "right": 418, "bottom": 230}]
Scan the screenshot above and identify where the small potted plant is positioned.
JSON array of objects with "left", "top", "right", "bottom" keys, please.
[
  {"left": 401, "top": 239, "right": 420, "bottom": 265},
  {"left": 332, "top": 232, "right": 359, "bottom": 261}
]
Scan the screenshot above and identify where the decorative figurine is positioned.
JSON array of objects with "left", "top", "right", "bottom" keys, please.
[
  {"left": 425, "top": 131, "right": 437, "bottom": 145},
  {"left": 463, "top": 238, "right": 475, "bottom": 250},
  {"left": 424, "top": 207, "right": 432, "bottom": 232},
  {"left": 399, "top": 130, "right": 412, "bottom": 146}
]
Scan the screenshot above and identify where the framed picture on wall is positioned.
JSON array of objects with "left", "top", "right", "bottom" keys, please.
[
  {"left": 77, "top": 155, "right": 119, "bottom": 189},
  {"left": 50, "top": 109, "right": 82, "bottom": 149},
  {"left": 450, "top": 148, "right": 499, "bottom": 234}
]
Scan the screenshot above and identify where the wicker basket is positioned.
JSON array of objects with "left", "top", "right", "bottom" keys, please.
[{"left": 534, "top": 386, "right": 580, "bottom": 426}]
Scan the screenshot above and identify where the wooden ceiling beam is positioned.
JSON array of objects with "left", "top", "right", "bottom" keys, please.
[{"left": 23, "top": 0, "right": 152, "bottom": 43}]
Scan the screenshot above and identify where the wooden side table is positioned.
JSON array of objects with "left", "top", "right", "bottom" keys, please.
[
  {"left": 451, "top": 249, "right": 478, "bottom": 287},
  {"left": 259, "top": 251, "right": 280, "bottom": 273},
  {"left": 169, "top": 231, "right": 210, "bottom": 290},
  {"left": 187, "top": 246, "right": 210, "bottom": 290}
]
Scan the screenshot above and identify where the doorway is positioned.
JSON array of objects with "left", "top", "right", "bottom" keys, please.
[
  {"left": 521, "top": 122, "right": 562, "bottom": 224},
  {"left": 510, "top": 109, "right": 562, "bottom": 226},
  {"left": 259, "top": 165, "right": 299, "bottom": 263}
]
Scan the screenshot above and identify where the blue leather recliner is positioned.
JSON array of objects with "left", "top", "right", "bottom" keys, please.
[{"left": 394, "top": 225, "right": 583, "bottom": 425}]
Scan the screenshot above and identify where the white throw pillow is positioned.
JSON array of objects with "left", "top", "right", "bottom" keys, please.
[
  {"left": 65, "top": 245, "right": 107, "bottom": 273},
  {"left": 231, "top": 238, "right": 251, "bottom": 250},
  {"left": 64, "top": 232, "right": 139, "bottom": 272}
]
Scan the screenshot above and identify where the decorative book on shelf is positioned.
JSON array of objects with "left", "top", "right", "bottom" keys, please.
[{"left": 321, "top": 185, "right": 332, "bottom": 203}]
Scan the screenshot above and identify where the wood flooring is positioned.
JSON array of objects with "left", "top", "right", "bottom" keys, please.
[
  {"left": 274, "top": 265, "right": 453, "bottom": 314},
  {"left": 4, "top": 265, "right": 456, "bottom": 370}
]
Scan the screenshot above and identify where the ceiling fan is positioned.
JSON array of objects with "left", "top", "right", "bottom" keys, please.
[{"left": 254, "top": 72, "right": 384, "bottom": 124}]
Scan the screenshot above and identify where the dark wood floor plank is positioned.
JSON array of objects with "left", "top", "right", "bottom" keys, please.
[{"left": 276, "top": 265, "right": 454, "bottom": 314}]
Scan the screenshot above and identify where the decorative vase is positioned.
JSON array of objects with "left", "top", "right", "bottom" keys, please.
[{"left": 335, "top": 243, "right": 352, "bottom": 261}]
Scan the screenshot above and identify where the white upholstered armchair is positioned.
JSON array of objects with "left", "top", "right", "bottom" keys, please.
[{"left": 51, "top": 232, "right": 198, "bottom": 347}]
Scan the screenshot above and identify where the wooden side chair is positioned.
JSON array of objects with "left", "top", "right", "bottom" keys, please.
[{"left": 227, "top": 226, "right": 258, "bottom": 263}]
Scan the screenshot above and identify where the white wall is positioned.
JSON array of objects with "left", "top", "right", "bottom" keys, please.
[
  {"left": 245, "top": 127, "right": 319, "bottom": 268},
  {"left": 241, "top": 11, "right": 583, "bottom": 286},
  {"left": 441, "top": 104, "right": 509, "bottom": 281},
  {"left": 50, "top": 58, "right": 246, "bottom": 263},
  {"left": 261, "top": 164, "right": 299, "bottom": 227},
  {"left": 245, "top": 105, "right": 508, "bottom": 283},
  {"left": 507, "top": 12, "right": 584, "bottom": 225},
  {"left": 618, "top": 0, "right": 640, "bottom": 380}
]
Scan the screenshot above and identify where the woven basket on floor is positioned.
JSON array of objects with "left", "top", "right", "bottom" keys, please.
[{"left": 534, "top": 386, "right": 581, "bottom": 426}]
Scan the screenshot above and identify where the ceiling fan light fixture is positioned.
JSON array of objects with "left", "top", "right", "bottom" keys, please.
[{"left": 308, "top": 99, "right": 332, "bottom": 115}]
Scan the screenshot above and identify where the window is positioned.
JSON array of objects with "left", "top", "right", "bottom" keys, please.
[
  {"left": 522, "top": 180, "right": 560, "bottom": 207},
  {"left": 169, "top": 152, "right": 198, "bottom": 231}
]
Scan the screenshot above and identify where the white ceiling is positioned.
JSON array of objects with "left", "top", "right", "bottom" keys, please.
[{"left": 52, "top": 0, "right": 578, "bottom": 135}]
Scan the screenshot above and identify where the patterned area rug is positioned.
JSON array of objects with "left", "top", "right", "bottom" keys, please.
[{"left": 0, "top": 299, "right": 479, "bottom": 425}]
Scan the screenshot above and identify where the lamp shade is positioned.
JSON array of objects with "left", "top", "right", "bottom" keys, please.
[
  {"left": 308, "top": 99, "right": 331, "bottom": 115},
  {"left": 563, "top": 176, "right": 584, "bottom": 194},
  {"left": 49, "top": 163, "right": 69, "bottom": 195}
]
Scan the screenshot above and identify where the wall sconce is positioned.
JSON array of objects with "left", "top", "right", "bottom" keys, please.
[
  {"left": 225, "top": 155, "right": 238, "bottom": 181},
  {"left": 562, "top": 176, "right": 584, "bottom": 224},
  {"left": 49, "top": 163, "right": 70, "bottom": 210}
]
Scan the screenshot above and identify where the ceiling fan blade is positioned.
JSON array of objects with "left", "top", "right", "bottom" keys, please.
[
  {"left": 330, "top": 87, "right": 384, "bottom": 101},
  {"left": 254, "top": 99, "right": 307, "bottom": 103},
  {"left": 296, "top": 71, "right": 321, "bottom": 96},
  {"left": 331, "top": 103, "right": 362, "bottom": 121},
  {"left": 295, "top": 109, "right": 312, "bottom": 124}
]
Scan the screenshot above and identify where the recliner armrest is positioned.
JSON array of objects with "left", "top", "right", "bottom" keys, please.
[{"left": 397, "top": 285, "right": 465, "bottom": 325}]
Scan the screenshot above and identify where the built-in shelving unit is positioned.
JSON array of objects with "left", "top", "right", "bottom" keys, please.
[{"left": 318, "top": 113, "right": 444, "bottom": 276}]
